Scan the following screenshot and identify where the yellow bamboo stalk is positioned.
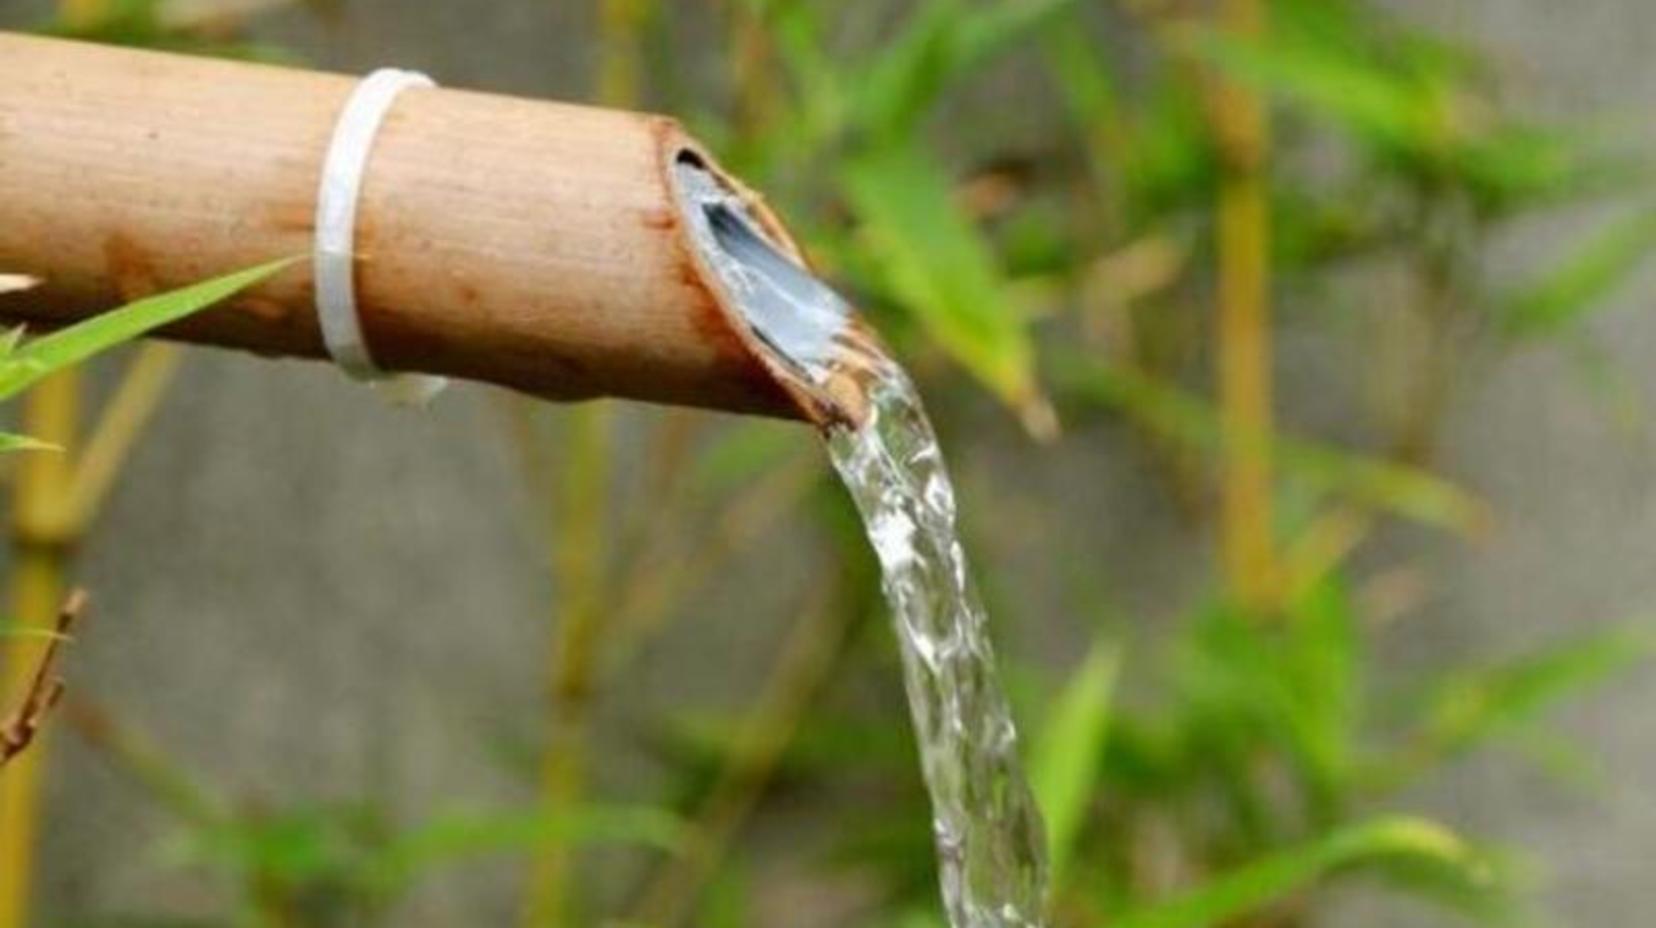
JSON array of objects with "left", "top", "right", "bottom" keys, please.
[
  {"left": 598, "top": 0, "right": 649, "bottom": 108},
  {"left": 0, "top": 309, "right": 183, "bottom": 928},
  {"left": 62, "top": 344, "right": 184, "bottom": 534},
  {"left": 520, "top": 5, "right": 646, "bottom": 923},
  {"left": 0, "top": 372, "right": 80, "bottom": 928},
  {"left": 521, "top": 403, "right": 614, "bottom": 927},
  {"left": 1211, "top": 0, "right": 1276, "bottom": 610},
  {"left": 59, "top": 0, "right": 102, "bottom": 29},
  {"left": 727, "top": 0, "right": 780, "bottom": 137}
]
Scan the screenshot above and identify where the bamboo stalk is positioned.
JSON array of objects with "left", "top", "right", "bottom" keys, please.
[
  {"left": 1210, "top": 0, "right": 1277, "bottom": 610},
  {"left": 0, "top": 592, "right": 81, "bottom": 770},
  {"left": 520, "top": 6, "right": 646, "bottom": 922},
  {"left": 0, "top": 348, "right": 182, "bottom": 928},
  {"left": 726, "top": 0, "right": 781, "bottom": 139},
  {"left": 0, "top": 32, "right": 834, "bottom": 424},
  {"left": 0, "top": 372, "right": 80, "bottom": 928},
  {"left": 62, "top": 344, "right": 185, "bottom": 535},
  {"left": 598, "top": 0, "right": 650, "bottom": 108},
  {"left": 58, "top": 0, "right": 102, "bottom": 28},
  {"left": 521, "top": 404, "right": 612, "bottom": 928}
]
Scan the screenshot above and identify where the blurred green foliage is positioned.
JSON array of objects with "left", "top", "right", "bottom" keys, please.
[{"left": 15, "top": 1, "right": 1656, "bottom": 927}]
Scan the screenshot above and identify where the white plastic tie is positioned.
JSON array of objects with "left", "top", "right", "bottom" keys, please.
[{"left": 314, "top": 67, "right": 448, "bottom": 406}]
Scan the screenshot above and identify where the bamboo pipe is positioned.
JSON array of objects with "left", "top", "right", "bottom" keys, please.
[{"left": 0, "top": 32, "right": 846, "bottom": 424}]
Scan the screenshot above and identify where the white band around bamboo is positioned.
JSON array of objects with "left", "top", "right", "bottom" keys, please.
[{"left": 314, "top": 67, "right": 448, "bottom": 405}]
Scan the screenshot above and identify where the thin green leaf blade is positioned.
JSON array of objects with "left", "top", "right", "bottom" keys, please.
[
  {"left": 954, "top": 0, "right": 1086, "bottom": 67},
  {"left": 1503, "top": 209, "right": 1656, "bottom": 339},
  {"left": 855, "top": 0, "right": 1084, "bottom": 139},
  {"left": 840, "top": 144, "right": 1044, "bottom": 424},
  {"left": 1188, "top": 17, "right": 1422, "bottom": 153},
  {"left": 373, "top": 803, "right": 686, "bottom": 892},
  {"left": 1402, "top": 625, "right": 1652, "bottom": 778},
  {"left": 1112, "top": 817, "right": 1504, "bottom": 928},
  {"left": 853, "top": 0, "right": 961, "bottom": 138},
  {"left": 1045, "top": 21, "right": 1125, "bottom": 184},
  {"left": 1028, "top": 639, "right": 1119, "bottom": 885},
  {"left": 0, "top": 432, "right": 59, "bottom": 454},
  {"left": 0, "top": 257, "right": 297, "bottom": 402},
  {"left": 1053, "top": 356, "right": 1490, "bottom": 535}
]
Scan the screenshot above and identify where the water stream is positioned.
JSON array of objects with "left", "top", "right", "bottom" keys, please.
[{"left": 676, "top": 162, "right": 1049, "bottom": 928}]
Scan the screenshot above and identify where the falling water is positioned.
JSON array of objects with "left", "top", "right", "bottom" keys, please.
[{"left": 676, "top": 162, "right": 1049, "bottom": 928}]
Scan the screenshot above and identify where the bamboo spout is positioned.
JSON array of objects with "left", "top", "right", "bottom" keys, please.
[{"left": 0, "top": 32, "right": 839, "bottom": 424}]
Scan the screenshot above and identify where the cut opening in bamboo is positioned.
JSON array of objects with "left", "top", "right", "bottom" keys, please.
[{"left": 0, "top": 32, "right": 854, "bottom": 426}]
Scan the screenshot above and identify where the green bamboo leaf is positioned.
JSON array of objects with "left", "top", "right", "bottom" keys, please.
[
  {"left": 840, "top": 144, "right": 1043, "bottom": 421},
  {"left": 1028, "top": 639, "right": 1119, "bottom": 885},
  {"left": 1192, "top": 0, "right": 1613, "bottom": 214},
  {"left": 1560, "top": 334, "right": 1644, "bottom": 439},
  {"left": 1277, "top": 438, "right": 1492, "bottom": 538},
  {"left": 687, "top": 420, "right": 804, "bottom": 495},
  {"left": 1111, "top": 817, "right": 1503, "bottom": 928},
  {"left": 1401, "top": 625, "right": 1652, "bottom": 777},
  {"left": 855, "top": 0, "right": 1084, "bottom": 139},
  {"left": 700, "top": 861, "right": 754, "bottom": 928},
  {"left": 1277, "top": 577, "right": 1362, "bottom": 815},
  {"left": 0, "top": 325, "right": 27, "bottom": 356},
  {"left": 953, "top": 0, "right": 1085, "bottom": 65},
  {"left": 371, "top": 803, "right": 686, "bottom": 892},
  {"left": 854, "top": 0, "right": 960, "bottom": 139},
  {"left": 0, "top": 257, "right": 298, "bottom": 403},
  {"left": 760, "top": 0, "right": 848, "bottom": 144},
  {"left": 1503, "top": 209, "right": 1656, "bottom": 339},
  {"left": 891, "top": 908, "right": 948, "bottom": 928},
  {"left": 1453, "top": 126, "right": 1597, "bottom": 213},
  {"left": 0, "top": 430, "right": 57, "bottom": 454},
  {"left": 0, "top": 432, "right": 59, "bottom": 454},
  {"left": 1053, "top": 357, "right": 1490, "bottom": 535},
  {"left": 0, "top": 622, "right": 71, "bottom": 641},
  {"left": 1045, "top": 22, "right": 1125, "bottom": 184},
  {"left": 1189, "top": 18, "right": 1424, "bottom": 153}
]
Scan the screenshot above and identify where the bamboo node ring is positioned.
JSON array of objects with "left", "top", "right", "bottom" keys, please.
[{"left": 314, "top": 67, "right": 447, "bottom": 406}]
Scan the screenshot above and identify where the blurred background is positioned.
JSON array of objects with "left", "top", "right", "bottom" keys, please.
[{"left": 2, "top": 0, "right": 1656, "bottom": 926}]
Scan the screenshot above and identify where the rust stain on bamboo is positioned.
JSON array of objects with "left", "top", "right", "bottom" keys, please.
[
  {"left": 664, "top": 232, "right": 761, "bottom": 360},
  {"left": 102, "top": 234, "right": 158, "bottom": 301},
  {"left": 670, "top": 241, "right": 841, "bottom": 424},
  {"left": 640, "top": 207, "right": 677, "bottom": 232},
  {"left": 263, "top": 200, "right": 314, "bottom": 235}
]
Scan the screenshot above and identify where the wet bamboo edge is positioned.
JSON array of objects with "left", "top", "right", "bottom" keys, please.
[{"left": 0, "top": 32, "right": 842, "bottom": 424}]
